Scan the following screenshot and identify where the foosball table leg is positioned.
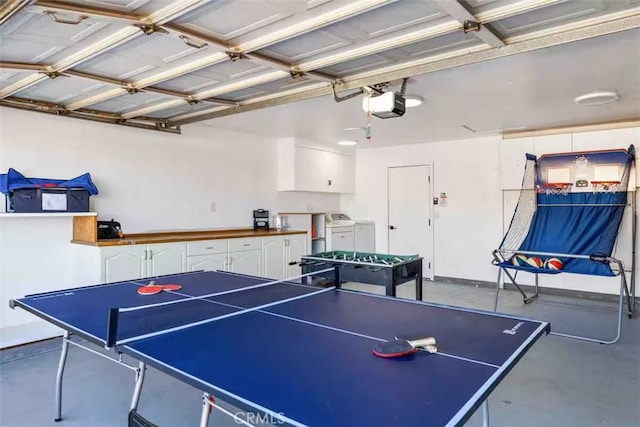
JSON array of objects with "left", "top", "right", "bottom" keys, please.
[
  {"left": 416, "top": 261, "right": 423, "bottom": 301},
  {"left": 387, "top": 276, "right": 397, "bottom": 297}
]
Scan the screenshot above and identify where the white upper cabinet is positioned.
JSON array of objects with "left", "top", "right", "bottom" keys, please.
[{"left": 277, "top": 138, "right": 355, "bottom": 193}]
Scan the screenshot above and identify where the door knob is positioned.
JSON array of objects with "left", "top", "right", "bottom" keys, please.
[{"left": 389, "top": 225, "right": 397, "bottom": 230}]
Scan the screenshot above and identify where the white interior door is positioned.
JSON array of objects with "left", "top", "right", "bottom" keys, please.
[{"left": 388, "top": 165, "right": 432, "bottom": 279}]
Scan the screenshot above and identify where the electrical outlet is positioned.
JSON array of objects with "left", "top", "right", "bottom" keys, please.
[{"left": 210, "top": 202, "right": 216, "bottom": 213}]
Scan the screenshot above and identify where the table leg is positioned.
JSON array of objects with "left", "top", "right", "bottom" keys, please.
[
  {"left": 387, "top": 274, "right": 397, "bottom": 297},
  {"left": 200, "top": 393, "right": 212, "bottom": 427},
  {"left": 482, "top": 399, "right": 490, "bottom": 427},
  {"left": 130, "top": 361, "right": 146, "bottom": 411},
  {"left": 416, "top": 261, "right": 423, "bottom": 301},
  {"left": 54, "top": 331, "right": 70, "bottom": 422}
]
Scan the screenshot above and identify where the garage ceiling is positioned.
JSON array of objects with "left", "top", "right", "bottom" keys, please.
[{"left": 1, "top": 0, "right": 639, "bottom": 134}]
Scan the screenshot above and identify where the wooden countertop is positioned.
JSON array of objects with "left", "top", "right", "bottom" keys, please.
[{"left": 72, "top": 227, "right": 306, "bottom": 247}]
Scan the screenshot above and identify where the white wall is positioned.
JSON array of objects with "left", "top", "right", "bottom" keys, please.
[
  {"left": 342, "top": 135, "right": 503, "bottom": 283},
  {"left": 0, "top": 108, "right": 340, "bottom": 230},
  {"left": 343, "top": 127, "right": 639, "bottom": 296},
  {"left": 0, "top": 107, "right": 340, "bottom": 348}
]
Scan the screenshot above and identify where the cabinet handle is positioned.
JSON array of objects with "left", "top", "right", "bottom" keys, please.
[
  {"left": 143, "top": 250, "right": 147, "bottom": 260},
  {"left": 205, "top": 246, "right": 214, "bottom": 250},
  {"left": 243, "top": 243, "right": 250, "bottom": 247},
  {"left": 149, "top": 250, "right": 153, "bottom": 260}
]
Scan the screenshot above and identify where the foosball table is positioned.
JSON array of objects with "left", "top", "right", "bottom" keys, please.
[{"left": 299, "top": 251, "right": 424, "bottom": 300}]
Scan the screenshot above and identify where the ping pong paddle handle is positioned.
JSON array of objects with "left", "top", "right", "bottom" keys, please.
[{"left": 408, "top": 337, "right": 436, "bottom": 348}]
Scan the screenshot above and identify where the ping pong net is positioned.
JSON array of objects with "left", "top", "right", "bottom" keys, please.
[{"left": 105, "top": 268, "right": 336, "bottom": 348}]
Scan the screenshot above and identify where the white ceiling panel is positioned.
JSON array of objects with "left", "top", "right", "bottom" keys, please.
[
  {"left": 332, "top": 0, "right": 446, "bottom": 39},
  {"left": 13, "top": 76, "right": 108, "bottom": 104},
  {"left": 0, "top": 71, "right": 37, "bottom": 87},
  {"left": 155, "top": 60, "right": 267, "bottom": 92},
  {"left": 318, "top": 53, "right": 393, "bottom": 75},
  {"left": 393, "top": 31, "right": 481, "bottom": 57},
  {"left": 223, "top": 86, "right": 270, "bottom": 101},
  {"left": 260, "top": 29, "right": 349, "bottom": 62},
  {"left": 261, "top": 1, "right": 449, "bottom": 62},
  {"left": 74, "top": 51, "right": 158, "bottom": 80},
  {"left": 0, "top": 10, "right": 111, "bottom": 63},
  {"left": 73, "top": 31, "right": 203, "bottom": 80},
  {"left": 174, "top": 0, "right": 293, "bottom": 40},
  {"left": 492, "top": 0, "right": 634, "bottom": 37},
  {"left": 145, "top": 101, "right": 214, "bottom": 118},
  {"left": 51, "top": 0, "right": 178, "bottom": 15},
  {"left": 90, "top": 91, "right": 172, "bottom": 113}
]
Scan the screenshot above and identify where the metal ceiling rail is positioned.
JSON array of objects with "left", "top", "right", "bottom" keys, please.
[
  {"left": 0, "top": 0, "right": 217, "bottom": 99},
  {"left": 44, "top": 0, "right": 390, "bottom": 112},
  {"left": 107, "top": 0, "right": 561, "bottom": 119},
  {"left": 0, "top": 61, "right": 237, "bottom": 105},
  {"left": 0, "top": 96, "right": 181, "bottom": 133},
  {"left": 170, "top": 13, "right": 640, "bottom": 125},
  {"left": 0, "top": 0, "right": 33, "bottom": 26}
]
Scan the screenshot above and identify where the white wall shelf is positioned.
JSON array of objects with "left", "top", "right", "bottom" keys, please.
[{"left": 0, "top": 212, "right": 97, "bottom": 218}]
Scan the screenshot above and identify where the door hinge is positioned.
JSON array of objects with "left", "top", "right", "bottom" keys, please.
[
  {"left": 428, "top": 262, "right": 431, "bottom": 269},
  {"left": 428, "top": 175, "right": 431, "bottom": 183},
  {"left": 428, "top": 219, "right": 431, "bottom": 226}
]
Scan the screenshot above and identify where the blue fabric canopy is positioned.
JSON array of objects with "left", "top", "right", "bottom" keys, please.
[{"left": 0, "top": 168, "right": 98, "bottom": 196}]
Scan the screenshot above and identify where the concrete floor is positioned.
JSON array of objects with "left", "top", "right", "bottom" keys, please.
[{"left": 1, "top": 280, "right": 639, "bottom": 427}]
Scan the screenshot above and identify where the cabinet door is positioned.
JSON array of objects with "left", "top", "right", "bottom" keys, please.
[
  {"left": 187, "top": 253, "right": 227, "bottom": 272},
  {"left": 295, "top": 146, "right": 325, "bottom": 192},
  {"left": 285, "top": 235, "right": 308, "bottom": 278},
  {"left": 101, "top": 246, "right": 146, "bottom": 283},
  {"left": 147, "top": 243, "right": 187, "bottom": 277},
  {"left": 333, "top": 152, "right": 355, "bottom": 193},
  {"left": 331, "top": 230, "right": 355, "bottom": 251},
  {"left": 228, "top": 250, "right": 262, "bottom": 277},
  {"left": 263, "top": 236, "right": 286, "bottom": 280}
]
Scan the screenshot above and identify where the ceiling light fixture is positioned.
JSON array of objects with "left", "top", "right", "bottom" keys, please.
[
  {"left": 404, "top": 95, "right": 424, "bottom": 108},
  {"left": 337, "top": 140, "right": 358, "bottom": 146},
  {"left": 573, "top": 91, "right": 619, "bottom": 106}
]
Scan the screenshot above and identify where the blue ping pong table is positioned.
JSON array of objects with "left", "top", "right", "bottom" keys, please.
[{"left": 10, "top": 269, "right": 549, "bottom": 426}]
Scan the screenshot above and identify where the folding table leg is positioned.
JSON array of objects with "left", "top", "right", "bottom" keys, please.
[
  {"left": 54, "top": 331, "right": 70, "bottom": 422},
  {"left": 130, "top": 361, "right": 147, "bottom": 411},
  {"left": 200, "top": 393, "right": 212, "bottom": 427},
  {"left": 482, "top": 399, "right": 490, "bottom": 427}
]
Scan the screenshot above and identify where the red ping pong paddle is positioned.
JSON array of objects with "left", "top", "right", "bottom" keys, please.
[
  {"left": 138, "top": 286, "right": 162, "bottom": 295},
  {"left": 372, "top": 337, "right": 437, "bottom": 358}
]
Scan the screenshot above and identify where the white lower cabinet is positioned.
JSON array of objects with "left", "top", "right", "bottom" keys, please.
[
  {"left": 101, "top": 246, "right": 147, "bottom": 283},
  {"left": 84, "top": 234, "right": 307, "bottom": 284},
  {"left": 227, "top": 250, "right": 262, "bottom": 276},
  {"left": 100, "top": 243, "right": 186, "bottom": 283},
  {"left": 263, "top": 236, "right": 287, "bottom": 279},
  {"left": 187, "top": 253, "right": 228, "bottom": 272}
]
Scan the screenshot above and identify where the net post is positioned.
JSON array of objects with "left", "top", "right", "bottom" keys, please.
[
  {"left": 106, "top": 308, "right": 119, "bottom": 348},
  {"left": 333, "top": 266, "right": 341, "bottom": 289}
]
